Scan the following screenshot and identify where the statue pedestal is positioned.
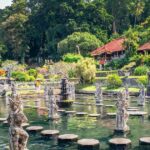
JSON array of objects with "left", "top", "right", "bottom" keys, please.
[{"left": 114, "top": 128, "right": 130, "bottom": 135}]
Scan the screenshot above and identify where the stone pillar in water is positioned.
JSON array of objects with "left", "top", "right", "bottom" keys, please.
[
  {"left": 95, "top": 83, "right": 103, "bottom": 104},
  {"left": 48, "top": 88, "right": 60, "bottom": 120},
  {"left": 60, "top": 78, "right": 69, "bottom": 101},
  {"left": 7, "top": 89, "right": 29, "bottom": 150},
  {"left": 115, "top": 90, "right": 130, "bottom": 133},
  {"left": 138, "top": 85, "right": 145, "bottom": 106},
  {"left": 147, "top": 72, "right": 150, "bottom": 96}
]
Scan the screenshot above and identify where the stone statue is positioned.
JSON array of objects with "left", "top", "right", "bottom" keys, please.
[
  {"left": 95, "top": 83, "right": 103, "bottom": 104},
  {"left": 138, "top": 85, "right": 145, "bottom": 106},
  {"left": 48, "top": 88, "right": 60, "bottom": 120},
  {"left": 44, "top": 83, "right": 49, "bottom": 107},
  {"left": 125, "top": 85, "right": 130, "bottom": 106},
  {"left": 115, "top": 90, "right": 129, "bottom": 133},
  {"left": 68, "top": 83, "right": 75, "bottom": 100},
  {"left": 7, "top": 92, "right": 29, "bottom": 150}
]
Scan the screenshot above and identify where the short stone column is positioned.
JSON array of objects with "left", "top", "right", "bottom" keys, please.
[
  {"left": 109, "top": 138, "right": 131, "bottom": 150},
  {"left": 41, "top": 130, "right": 59, "bottom": 139},
  {"left": 77, "top": 139, "right": 100, "bottom": 150},
  {"left": 139, "top": 137, "right": 150, "bottom": 149},
  {"left": 58, "top": 134, "right": 78, "bottom": 143}
]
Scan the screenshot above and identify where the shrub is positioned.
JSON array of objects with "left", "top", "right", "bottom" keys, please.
[
  {"left": 137, "top": 76, "right": 148, "bottom": 86},
  {"left": 134, "top": 66, "right": 149, "bottom": 76},
  {"left": 107, "top": 74, "right": 122, "bottom": 89},
  {"left": 76, "top": 58, "right": 96, "bottom": 83},
  {"left": 29, "top": 76, "right": 35, "bottom": 81},
  {"left": 68, "top": 69, "right": 77, "bottom": 78},
  {"left": 63, "top": 53, "right": 83, "bottom": 63},
  {"left": 0, "top": 69, "right": 5, "bottom": 76},
  {"left": 11, "top": 71, "right": 30, "bottom": 81},
  {"left": 27, "top": 69, "right": 37, "bottom": 77},
  {"left": 37, "top": 74, "right": 44, "bottom": 80}
]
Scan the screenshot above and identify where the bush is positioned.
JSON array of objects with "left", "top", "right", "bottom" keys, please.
[
  {"left": 105, "top": 58, "right": 129, "bottom": 70},
  {"left": 107, "top": 74, "right": 122, "bottom": 89},
  {"left": 11, "top": 71, "right": 30, "bottom": 81},
  {"left": 137, "top": 76, "right": 148, "bottom": 86},
  {"left": 76, "top": 58, "right": 96, "bottom": 83},
  {"left": 29, "top": 76, "right": 35, "bottom": 81},
  {"left": 37, "top": 74, "right": 44, "bottom": 80},
  {"left": 134, "top": 66, "right": 149, "bottom": 76},
  {"left": 0, "top": 69, "right": 5, "bottom": 76},
  {"left": 68, "top": 69, "right": 77, "bottom": 78},
  {"left": 63, "top": 53, "right": 83, "bottom": 63},
  {"left": 27, "top": 69, "right": 37, "bottom": 77}
]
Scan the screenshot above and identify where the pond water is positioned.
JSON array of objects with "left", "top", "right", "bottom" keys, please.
[{"left": 0, "top": 94, "right": 150, "bottom": 150}]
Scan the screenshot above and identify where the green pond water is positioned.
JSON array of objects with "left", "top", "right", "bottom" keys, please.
[{"left": 0, "top": 94, "right": 150, "bottom": 150}]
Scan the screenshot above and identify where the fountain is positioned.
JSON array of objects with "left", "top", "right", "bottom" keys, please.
[
  {"left": 7, "top": 87, "right": 29, "bottom": 150},
  {"left": 115, "top": 90, "right": 130, "bottom": 134},
  {"left": 138, "top": 85, "right": 145, "bottom": 106},
  {"left": 95, "top": 83, "right": 103, "bottom": 105},
  {"left": 48, "top": 88, "right": 60, "bottom": 120}
]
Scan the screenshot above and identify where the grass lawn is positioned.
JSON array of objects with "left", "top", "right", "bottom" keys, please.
[{"left": 76, "top": 84, "right": 140, "bottom": 92}]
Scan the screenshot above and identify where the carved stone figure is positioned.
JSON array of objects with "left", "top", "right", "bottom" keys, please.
[
  {"left": 138, "top": 85, "right": 145, "bottom": 106},
  {"left": 48, "top": 88, "right": 60, "bottom": 120},
  {"left": 7, "top": 91, "right": 29, "bottom": 150},
  {"left": 115, "top": 90, "right": 129, "bottom": 133},
  {"left": 68, "top": 83, "right": 75, "bottom": 100},
  {"left": 95, "top": 83, "right": 103, "bottom": 104},
  {"left": 44, "top": 83, "right": 49, "bottom": 107},
  {"left": 125, "top": 85, "right": 130, "bottom": 106}
]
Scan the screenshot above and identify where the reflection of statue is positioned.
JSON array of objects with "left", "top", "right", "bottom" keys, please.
[
  {"left": 48, "top": 89, "right": 60, "bottom": 120},
  {"left": 7, "top": 93, "right": 29, "bottom": 150},
  {"left": 115, "top": 90, "right": 129, "bottom": 133},
  {"left": 138, "top": 85, "right": 145, "bottom": 106},
  {"left": 95, "top": 83, "right": 103, "bottom": 104}
]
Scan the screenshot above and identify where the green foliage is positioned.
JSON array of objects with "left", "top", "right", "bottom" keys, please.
[
  {"left": 27, "top": 69, "right": 37, "bottom": 77},
  {"left": 105, "top": 58, "right": 129, "bottom": 70},
  {"left": 68, "top": 69, "right": 77, "bottom": 78},
  {"left": 137, "top": 76, "right": 148, "bottom": 86},
  {"left": 62, "top": 53, "right": 83, "bottom": 63},
  {"left": 121, "top": 62, "right": 136, "bottom": 71},
  {"left": 76, "top": 58, "right": 96, "bottom": 83},
  {"left": 107, "top": 74, "right": 122, "bottom": 89},
  {"left": 134, "top": 66, "right": 149, "bottom": 76},
  {"left": 11, "top": 71, "right": 30, "bottom": 81},
  {"left": 58, "top": 32, "right": 102, "bottom": 55}
]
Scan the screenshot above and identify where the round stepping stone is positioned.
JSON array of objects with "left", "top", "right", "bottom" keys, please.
[
  {"left": 41, "top": 130, "right": 59, "bottom": 138},
  {"left": 65, "top": 111, "right": 76, "bottom": 115},
  {"left": 22, "top": 123, "right": 30, "bottom": 128},
  {"left": 88, "top": 114, "right": 101, "bottom": 117},
  {"left": 76, "top": 112, "right": 88, "bottom": 117},
  {"left": 77, "top": 139, "right": 100, "bottom": 150},
  {"left": 107, "top": 113, "right": 116, "bottom": 117},
  {"left": 0, "top": 118, "right": 6, "bottom": 123},
  {"left": 105, "top": 105, "right": 115, "bottom": 107},
  {"left": 58, "top": 134, "right": 78, "bottom": 143},
  {"left": 3, "top": 120, "right": 9, "bottom": 126},
  {"left": 129, "top": 111, "right": 147, "bottom": 116},
  {"left": 139, "top": 137, "right": 150, "bottom": 146},
  {"left": 96, "top": 104, "right": 103, "bottom": 106},
  {"left": 58, "top": 109, "right": 66, "bottom": 115},
  {"left": 26, "top": 126, "right": 43, "bottom": 134},
  {"left": 109, "top": 138, "right": 131, "bottom": 150}
]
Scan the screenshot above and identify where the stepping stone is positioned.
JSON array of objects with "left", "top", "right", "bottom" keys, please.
[
  {"left": 105, "top": 105, "right": 115, "bottom": 107},
  {"left": 129, "top": 111, "right": 147, "bottom": 116},
  {"left": 26, "top": 126, "right": 43, "bottom": 134},
  {"left": 107, "top": 113, "right": 116, "bottom": 117},
  {"left": 22, "top": 123, "right": 30, "bottom": 128},
  {"left": 0, "top": 118, "right": 6, "bottom": 123},
  {"left": 127, "top": 108, "right": 139, "bottom": 111},
  {"left": 88, "top": 114, "right": 101, "bottom": 118},
  {"left": 96, "top": 104, "right": 103, "bottom": 106},
  {"left": 77, "top": 139, "right": 100, "bottom": 150},
  {"left": 58, "top": 134, "right": 78, "bottom": 143},
  {"left": 65, "top": 111, "right": 76, "bottom": 115},
  {"left": 76, "top": 112, "right": 88, "bottom": 117},
  {"left": 3, "top": 120, "right": 9, "bottom": 126},
  {"left": 41, "top": 130, "right": 59, "bottom": 138},
  {"left": 139, "top": 137, "right": 150, "bottom": 146},
  {"left": 109, "top": 138, "right": 131, "bottom": 150},
  {"left": 58, "top": 109, "right": 66, "bottom": 114}
]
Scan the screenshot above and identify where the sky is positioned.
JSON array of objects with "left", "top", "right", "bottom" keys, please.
[{"left": 0, "top": 0, "right": 12, "bottom": 9}]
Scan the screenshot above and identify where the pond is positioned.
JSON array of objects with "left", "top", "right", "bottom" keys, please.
[{"left": 0, "top": 94, "right": 150, "bottom": 150}]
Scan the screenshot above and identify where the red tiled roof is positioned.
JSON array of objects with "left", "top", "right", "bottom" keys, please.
[
  {"left": 138, "top": 41, "right": 150, "bottom": 51},
  {"left": 91, "top": 38, "right": 125, "bottom": 56}
]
